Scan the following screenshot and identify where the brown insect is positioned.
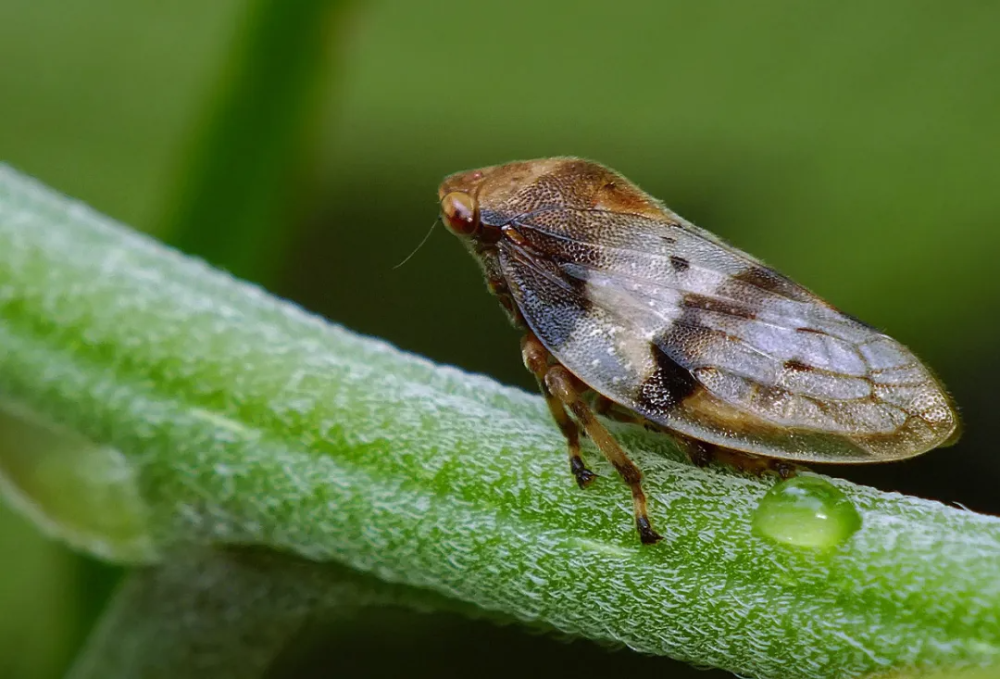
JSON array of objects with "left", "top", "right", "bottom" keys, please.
[{"left": 438, "top": 158, "right": 960, "bottom": 544}]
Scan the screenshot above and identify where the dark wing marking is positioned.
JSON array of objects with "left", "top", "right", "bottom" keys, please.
[{"left": 501, "top": 208, "right": 959, "bottom": 462}]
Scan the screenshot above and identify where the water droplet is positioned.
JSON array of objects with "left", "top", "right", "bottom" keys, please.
[{"left": 752, "top": 475, "right": 861, "bottom": 549}]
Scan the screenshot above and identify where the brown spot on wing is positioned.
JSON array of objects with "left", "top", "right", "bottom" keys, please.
[
  {"left": 682, "top": 293, "right": 757, "bottom": 320},
  {"left": 730, "top": 267, "right": 877, "bottom": 331},
  {"left": 674, "top": 385, "right": 780, "bottom": 438},
  {"left": 732, "top": 266, "right": 815, "bottom": 302},
  {"left": 784, "top": 359, "right": 813, "bottom": 372},
  {"left": 670, "top": 255, "right": 690, "bottom": 272},
  {"left": 636, "top": 342, "right": 701, "bottom": 413}
]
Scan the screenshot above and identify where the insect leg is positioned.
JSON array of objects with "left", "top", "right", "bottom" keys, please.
[
  {"left": 545, "top": 365, "right": 664, "bottom": 545},
  {"left": 670, "top": 433, "right": 715, "bottom": 468},
  {"left": 521, "top": 335, "right": 597, "bottom": 488},
  {"left": 593, "top": 395, "right": 615, "bottom": 416},
  {"left": 596, "top": 401, "right": 715, "bottom": 467},
  {"left": 700, "top": 446, "right": 803, "bottom": 479},
  {"left": 593, "top": 394, "right": 796, "bottom": 481},
  {"left": 773, "top": 461, "right": 798, "bottom": 479}
]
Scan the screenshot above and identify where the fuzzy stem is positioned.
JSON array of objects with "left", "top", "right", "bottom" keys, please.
[{"left": 1, "top": 165, "right": 999, "bottom": 679}]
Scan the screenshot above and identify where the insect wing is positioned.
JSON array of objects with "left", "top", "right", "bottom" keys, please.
[{"left": 499, "top": 208, "right": 958, "bottom": 463}]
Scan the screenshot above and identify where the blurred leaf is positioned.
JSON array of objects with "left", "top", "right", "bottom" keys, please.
[
  {"left": 161, "top": 0, "right": 354, "bottom": 284},
  {"left": 0, "top": 405, "right": 156, "bottom": 563},
  {"left": 3, "top": 167, "right": 1000, "bottom": 679},
  {"left": 0, "top": 0, "right": 246, "bottom": 230}
]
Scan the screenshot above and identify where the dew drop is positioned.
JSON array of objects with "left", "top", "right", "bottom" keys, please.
[{"left": 752, "top": 475, "right": 861, "bottom": 549}]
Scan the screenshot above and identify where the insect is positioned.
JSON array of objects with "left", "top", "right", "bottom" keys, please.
[{"left": 438, "top": 158, "right": 961, "bottom": 544}]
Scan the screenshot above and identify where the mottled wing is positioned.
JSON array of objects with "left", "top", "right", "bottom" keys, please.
[{"left": 499, "top": 208, "right": 958, "bottom": 462}]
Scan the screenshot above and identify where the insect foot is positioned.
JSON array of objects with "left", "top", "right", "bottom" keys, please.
[
  {"left": 569, "top": 456, "right": 598, "bottom": 489},
  {"left": 545, "top": 365, "right": 664, "bottom": 545},
  {"left": 520, "top": 334, "right": 601, "bottom": 490}
]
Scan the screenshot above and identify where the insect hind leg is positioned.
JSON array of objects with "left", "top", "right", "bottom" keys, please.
[
  {"left": 544, "top": 365, "right": 663, "bottom": 545},
  {"left": 669, "top": 432, "right": 715, "bottom": 468},
  {"left": 593, "top": 395, "right": 800, "bottom": 484},
  {"left": 681, "top": 439, "right": 803, "bottom": 480},
  {"left": 521, "top": 335, "right": 596, "bottom": 488}
]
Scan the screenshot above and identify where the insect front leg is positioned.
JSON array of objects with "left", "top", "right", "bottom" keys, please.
[
  {"left": 544, "top": 364, "right": 664, "bottom": 545},
  {"left": 521, "top": 334, "right": 597, "bottom": 488}
]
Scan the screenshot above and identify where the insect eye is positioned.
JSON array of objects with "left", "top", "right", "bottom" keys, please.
[{"left": 440, "top": 191, "right": 479, "bottom": 237}]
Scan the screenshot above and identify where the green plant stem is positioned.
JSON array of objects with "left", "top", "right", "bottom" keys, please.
[
  {"left": 65, "top": 548, "right": 466, "bottom": 679},
  {"left": 1, "top": 165, "right": 999, "bottom": 679}
]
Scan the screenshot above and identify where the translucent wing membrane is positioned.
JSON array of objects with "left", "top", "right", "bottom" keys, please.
[{"left": 500, "top": 208, "right": 958, "bottom": 462}]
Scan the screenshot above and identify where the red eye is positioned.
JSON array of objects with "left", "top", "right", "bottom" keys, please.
[{"left": 440, "top": 191, "right": 478, "bottom": 236}]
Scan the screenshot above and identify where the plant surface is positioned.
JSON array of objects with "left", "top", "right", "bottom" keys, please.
[{"left": 1, "top": 165, "right": 999, "bottom": 679}]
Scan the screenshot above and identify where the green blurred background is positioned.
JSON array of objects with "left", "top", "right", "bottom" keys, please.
[{"left": 2, "top": 1, "right": 999, "bottom": 676}]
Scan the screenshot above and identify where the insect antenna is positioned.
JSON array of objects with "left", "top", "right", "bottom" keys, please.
[{"left": 393, "top": 216, "right": 440, "bottom": 270}]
